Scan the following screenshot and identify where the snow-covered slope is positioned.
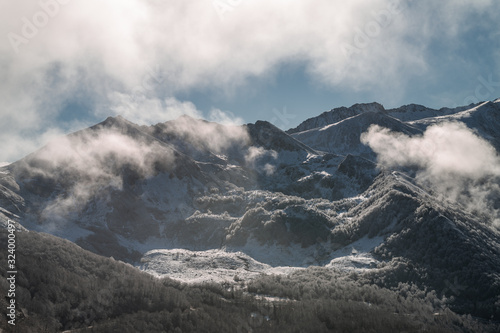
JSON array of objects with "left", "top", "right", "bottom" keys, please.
[
  {"left": 386, "top": 103, "right": 475, "bottom": 122},
  {"left": 411, "top": 100, "right": 500, "bottom": 151},
  {"left": 287, "top": 101, "right": 479, "bottom": 134},
  {"left": 291, "top": 112, "right": 421, "bottom": 157},
  {"left": 287, "top": 102, "right": 385, "bottom": 134},
  {"left": 0, "top": 113, "right": 372, "bottom": 263}
]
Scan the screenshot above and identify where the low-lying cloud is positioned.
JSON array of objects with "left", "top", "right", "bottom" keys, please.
[
  {"left": 361, "top": 122, "right": 500, "bottom": 228},
  {"left": 18, "top": 128, "right": 175, "bottom": 220},
  {"left": 154, "top": 114, "right": 250, "bottom": 155},
  {"left": 15, "top": 112, "right": 256, "bottom": 221},
  {"left": 106, "top": 95, "right": 204, "bottom": 126},
  {"left": 244, "top": 146, "right": 278, "bottom": 175}
]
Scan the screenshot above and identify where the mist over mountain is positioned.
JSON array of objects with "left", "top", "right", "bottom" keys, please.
[{"left": 1, "top": 98, "right": 500, "bottom": 331}]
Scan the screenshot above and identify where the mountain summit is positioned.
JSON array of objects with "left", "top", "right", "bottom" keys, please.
[{"left": 287, "top": 102, "right": 385, "bottom": 134}]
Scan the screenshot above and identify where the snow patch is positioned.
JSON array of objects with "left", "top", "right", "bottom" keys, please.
[
  {"left": 139, "top": 248, "right": 306, "bottom": 284},
  {"left": 140, "top": 249, "right": 270, "bottom": 284},
  {"left": 326, "top": 235, "right": 384, "bottom": 272}
]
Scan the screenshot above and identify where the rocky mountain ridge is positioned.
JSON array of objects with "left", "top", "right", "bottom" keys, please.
[{"left": 1, "top": 98, "right": 500, "bottom": 320}]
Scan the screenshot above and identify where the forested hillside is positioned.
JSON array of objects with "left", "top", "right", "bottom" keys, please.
[{"left": 1, "top": 230, "right": 498, "bottom": 332}]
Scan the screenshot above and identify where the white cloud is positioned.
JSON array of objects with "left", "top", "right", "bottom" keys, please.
[
  {"left": 361, "top": 122, "right": 500, "bottom": 228},
  {"left": 152, "top": 111, "right": 251, "bottom": 155},
  {"left": 1, "top": 0, "right": 499, "bottom": 161},
  {"left": 245, "top": 146, "right": 278, "bottom": 175},
  {"left": 263, "top": 163, "right": 276, "bottom": 176},
  {"left": 362, "top": 122, "right": 500, "bottom": 177},
  {"left": 208, "top": 108, "right": 245, "bottom": 126},
  {"left": 105, "top": 94, "right": 203, "bottom": 125},
  {"left": 18, "top": 127, "right": 175, "bottom": 220}
]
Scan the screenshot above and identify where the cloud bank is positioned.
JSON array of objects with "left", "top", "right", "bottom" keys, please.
[
  {"left": 1, "top": 0, "right": 499, "bottom": 162},
  {"left": 361, "top": 122, "right": 500, "bottom": 228}
]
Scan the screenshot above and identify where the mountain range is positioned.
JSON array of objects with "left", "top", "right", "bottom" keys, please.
[{"left": 1, "top": 98, "right": 500, "bottom": 331}]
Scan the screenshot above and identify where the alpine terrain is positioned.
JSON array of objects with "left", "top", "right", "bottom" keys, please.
[{"left": 1, "top": 98, "right": 500, "bottom": 332}]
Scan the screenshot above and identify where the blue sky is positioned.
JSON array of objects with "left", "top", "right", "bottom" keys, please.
[{"left": 1, "top": 0, "right": 500, "bottom": 162}]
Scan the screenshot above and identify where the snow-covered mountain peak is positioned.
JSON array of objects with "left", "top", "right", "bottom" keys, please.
[
  {"left": 349, "top": 102, "right": 385, "bottom": 113},
  {"left": 291, "top": 111, "right": 421, "bottom": 157},
  {"left": 94, "top": 115, "right": 138, "bottom": 130},
  {"left": 245, "top": 120, "right": 317, "bottom": 154},
  {"left": 287, "top": 102, "right": 385, "bottom": 134},
  {"left": 152, "top": 114, "right": 211, "bottom": 129}
]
